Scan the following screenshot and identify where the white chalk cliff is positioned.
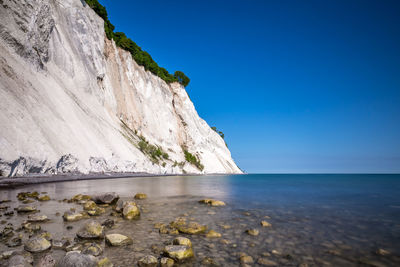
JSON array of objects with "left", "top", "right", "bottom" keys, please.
[{"left": 0, "top": 0, "right": 241, "bottom": 177}]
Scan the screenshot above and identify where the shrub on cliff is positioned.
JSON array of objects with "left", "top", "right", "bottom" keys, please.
[{"left": 84, "top": 0, "right": 190, "bottom": 87}]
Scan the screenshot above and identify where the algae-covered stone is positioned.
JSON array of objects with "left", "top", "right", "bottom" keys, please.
[
  {"left": 105, "top": 234, "right": 133, "bottom": 246},
  {"left": 24, "top": 236, "right": 51, "bottom": 253},
  {"left": 206, "top": 230, "right": 222, "bottom": 238},
  {"left": 84, "top": 201, "right": 97, "bottom": 211},
  {"left": 260, "top": 221, "right": 271, "bottom": 227},
  {"left": 92, "top": 193, "right": 119, "bottom": 204},
  {"left": 27, "top": 215, "right": 48, "bottom": 222},
  {"left": 176, "top": 222, "right": 207, "bottom": 234},
  {"left": 71, "top": 194, "right": 92, "bottom": 202},
  {"left": 134, "top": 193, "right": 147, "bottom": 200},
  {"left": 37, "top": 195, "right": 50, "bottom": 201},
  {"left": 159, "top": 225, "right": 179, "bottom": 235},
  {"left": 63, "top": 211, "right": 89, "bottom": 222},
  {"left": 97, "top": 257, "right": 113, "bottom": 267},
  {"left": 82, "top": 243, "right": 103, "bottom": 256},
  {"left": 173, "top": 237, "right": 192, "bottom": 247},
  {"left": 122, "top": 201, "right": 140, "bottom": 220},
  {"left": 164, "top": 245, "right": 194, "bottom": 261},
  {"left": 77, "top": 221, "right": 104, "bottom": 239},
  {"left": 138, "top": 255, "right": 158, "bottom": 267},
  {"left": 87, "top": 207, "right": 106, "bottom": 216},
  {"left": 160, "top": 257, "right": 174, "bottom": 267},
  {"left": 239, "top": 253, "right": 254, "bottom": 264},
  {"left": 199, "top": 199, "right": 226, "bottom": 206},
  {"left": 56, "top": 251, "right": 96, "bottom": 267},
  {"left": 245, "top": 229, "right": 259, "bottom": 236},
  {"left": 16, "top": 205, "right": 37, "bottom": 213}
]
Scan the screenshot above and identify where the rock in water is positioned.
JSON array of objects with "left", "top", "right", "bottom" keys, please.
[
  {"left": 206, "top": 230, "right": 222, "bottom": 238},
  {"left": 160, "top": 257, "right": 174, "bottom": 267},
  {"left": 164, "top": 245, "right": 194, "bottom": 261},
  {"left": 92, "top": 193, "right": 119, "bottom": 204},
  {"left": 76, "top": 221, "right": 104, "bottom": 239},
  {"left": 138, "top": 255, "right": 158, "bottom": 267},
  {"left": 105, "top": 234, "right": 133, "bottom": 246},
  {"left": 63, "top": 211, "right": 89, "bottom": 222},
  {"left": 16, "top": 205, "right": 37, "bottom": 213},
  {"left": 245, "top": 229, "right": 259, "bottom": 236},
  {"left": 27, "top": 215, "right": 48, "bottom": 222},
  {"left": 122, "top": 201, "right": 140, "bottom": 220},
  {"left": 24, "top": 236, "right": 51, "bottom": 253},
  {"left": 260, "top": 220, "right": 271, "bottom": 227},
  {"left": 134, "top": 193, "right": 147, "bottom": 199},
  {"left": 173, "top": 237, "right": 192, "bottom": 247},
  {"left": 82, "top": 243, "right": 103, "bottom": 256},
  {"left": 175, "top": 221, "right": 207, "bottom": 234},
  {"left": 97, "top": 258, "right": 113, "bottom": 267},
  {"left": 199, "top": 199, "right": 226, "bottom": 206},
  {"left": 38, "top": 254, "right": 56, "bottom": 267},
  {"left": 56, "top": 251, "right": 96, "bottom": 267}
]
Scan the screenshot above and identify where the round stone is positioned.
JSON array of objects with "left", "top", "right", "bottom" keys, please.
[
  {"left": 24, "top": 236, "right": 51, "bottom": 253},
  {"left": 138, "top": 255, "right": 158, "bottom": 267},
  {"left": 105, "top": 234, "right": 133, "bottom": 246},
  {"left": 164, "top": 245, "right": 194, "bottom": 261}
]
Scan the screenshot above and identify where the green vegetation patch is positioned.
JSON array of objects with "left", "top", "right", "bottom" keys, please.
[
  {"left": 84, "top": 0, "right": 190, "bottom": 87},
  {"left": 183, "top": 148, "right": 204, "bottom": 171},
  {"left": 138, "top": 136, "right": 169, "bottom": 164}
]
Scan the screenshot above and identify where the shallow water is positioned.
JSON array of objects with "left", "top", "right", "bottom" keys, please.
[{"left": 1, "top": 174, "right": 399, "bottom": 266}]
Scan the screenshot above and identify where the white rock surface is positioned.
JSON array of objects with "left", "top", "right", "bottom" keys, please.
[{"left": 0, "top": 0, "right": 242, "bottom": 177}]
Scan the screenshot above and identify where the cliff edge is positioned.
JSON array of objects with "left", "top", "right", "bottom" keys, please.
[{"left": 0, "top": 0, "right": 242, "bottom": 177}]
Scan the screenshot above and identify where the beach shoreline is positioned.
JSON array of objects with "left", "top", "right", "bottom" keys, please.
[{"left": 0, "top": 172, "right": 239, "bottom": 188}]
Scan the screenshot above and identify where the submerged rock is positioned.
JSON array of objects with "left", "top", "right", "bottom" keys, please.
[
  {"left": 24, "top": 236, "right": 51, "bottom": 253},
  {"left": 97, "top": 257, "right": 113, "bottom": 267},
  {"left": 56, "top": 251, "right": 96, "bottom": 267},
  {"left": 260, "top": 220, "right": 271, "bottom": 227},
  {"left": 138, "top": 255, "right": 158, "bottom": 267},
  {"left": 82, "top": 243, "right": 103, "bottom": 256},
  {"left": 87, "top": 207, "right": 106, "bottom": 216},
  {"left": 245, "top": 229, "right": 259, "bottom": 236},
  {"left": 160, "top": 257, "right": 174, "bottom": 267},
  {"left": 105, "top": 234, "right": 133, "bottom": 246},
  {"left": 16, "top": 205, "right": 37, "bottom": 213},
  {"left": 38, "top": 254, "right": 56, "bottom": 267},
  {"left": 175, "top": 221, "right": 207, "bottom": 235},
  {"left": 164, "top": 245, "right": 194, "bottom": 261},
  {"left": 122, "top": 201, "right": 140, "bottom": 220},
  {"left": 63, "top": 211, "right": 89, "bottom": 222},
  {"left": 6, "top": 235, "right": 22, "bottom": 247},
  {"left": 173, "top": 237, "right": 192, "bottom": 247},
  {"left": 92, "top": 193, "right": 119, "bottom": 204},
  {"left": 199, "top": 199, "right": 226, "bottom": 206},
  {"left": 70, "top": 194, "right": 92, "bottom": 202},
  {"left": 206, "top": 230, "right": 222, "bottom": 238},
  {"left": 239, "top": 253, "right": 254, "bottom": 264},
  {"left": 76, "top": 221, "right": 104, "bottom": 239},
  {"left": 134, "top": 193, "right": 147, "bottom": 200},
  {"left": 27, "top": 215, "right": 48, "bottom": 222},
  {"left": 8, "top": 254, "right": 33, "bottom": 267},
  {"left": 83, "top": 201, "right": 97, "bottom": 211},
  {"left": 37, "top": 195, "right": 51, "bottom": 201}
]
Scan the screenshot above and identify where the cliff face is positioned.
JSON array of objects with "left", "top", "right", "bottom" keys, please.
[{"left": 0, "top": 0, "right": 241, "bottom": 176}]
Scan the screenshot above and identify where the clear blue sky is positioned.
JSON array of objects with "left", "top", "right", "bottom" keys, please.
[{"left": 98, "top": 0, "right": 400, "bottom": 173}]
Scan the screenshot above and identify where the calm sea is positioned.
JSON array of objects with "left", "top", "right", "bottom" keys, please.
[{"left": 1, "top": 174, "right": 399, "bottom": 266}]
